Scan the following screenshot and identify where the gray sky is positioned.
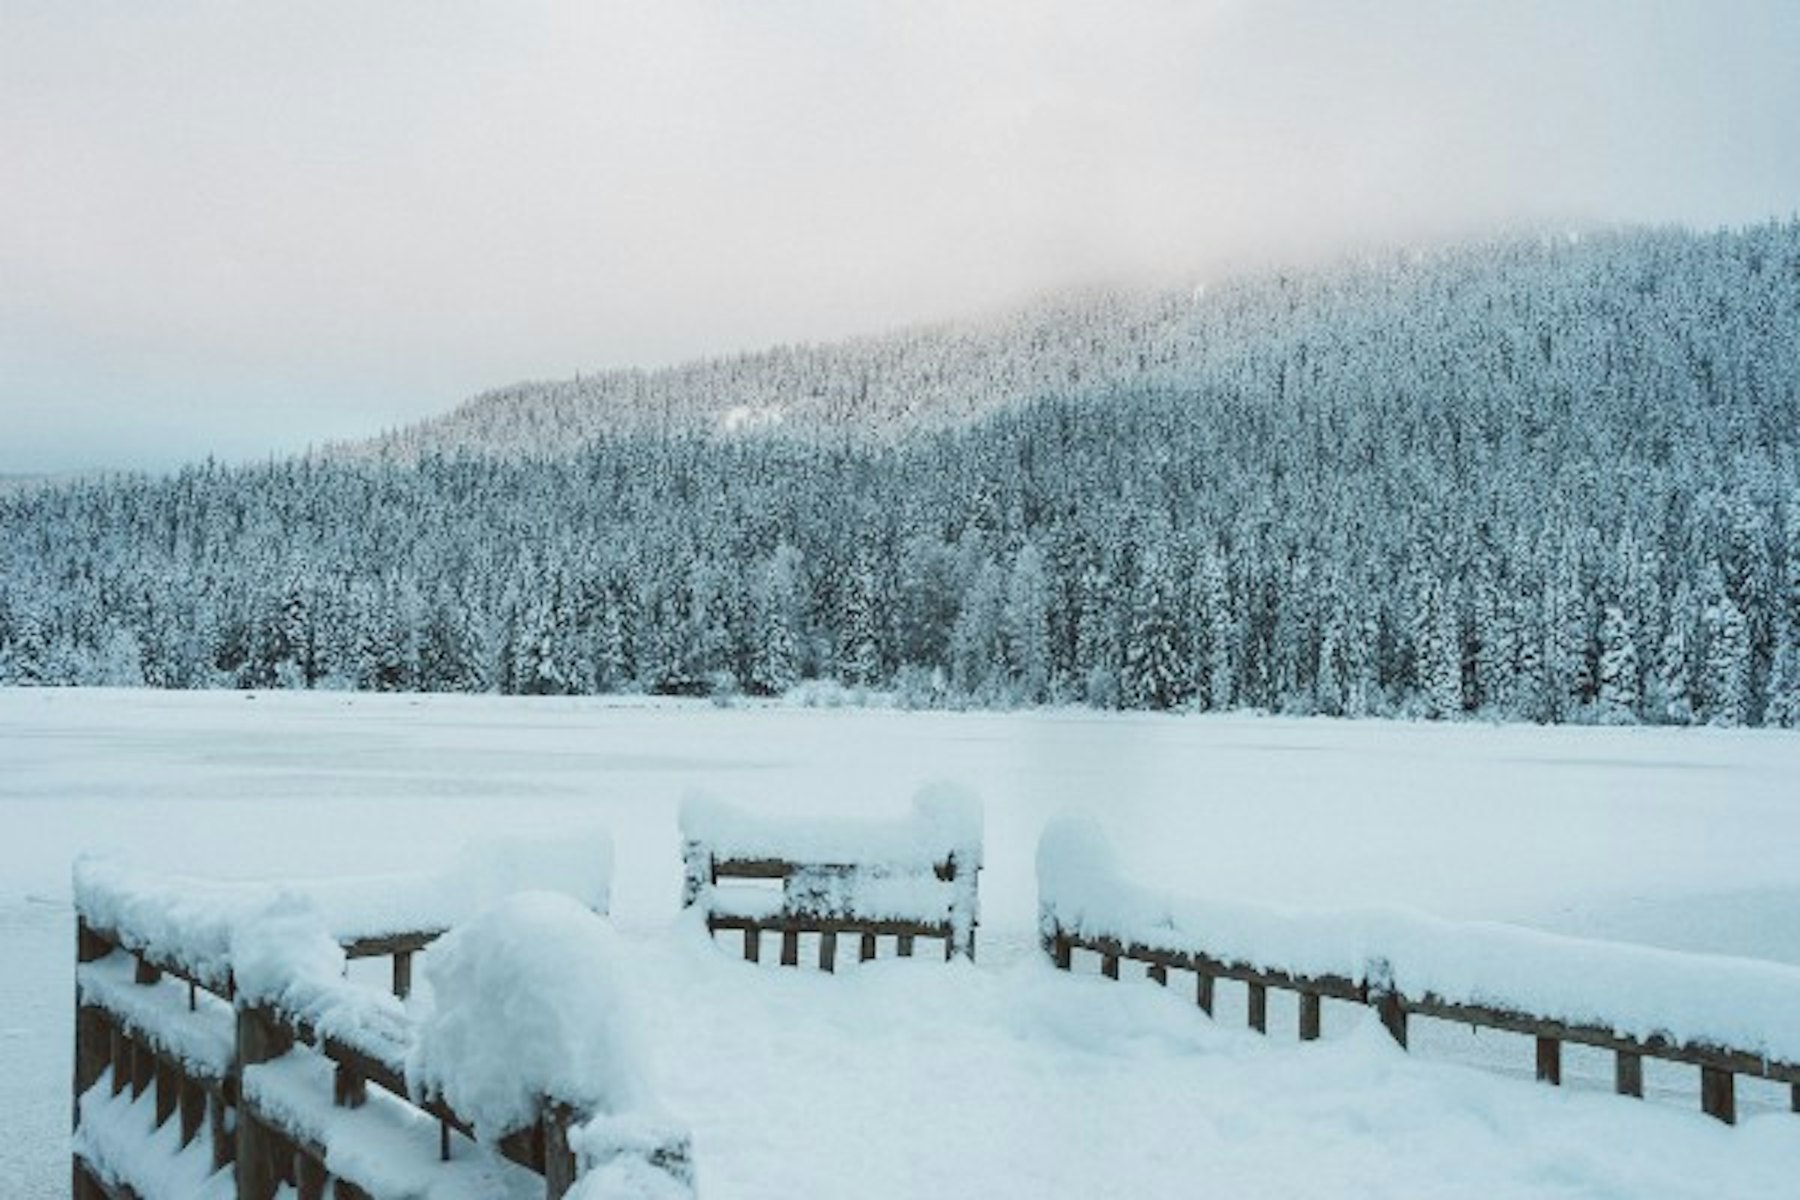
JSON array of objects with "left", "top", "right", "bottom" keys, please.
[{"left": 4, "top": 1, "right": 1799, "bottom": 473}]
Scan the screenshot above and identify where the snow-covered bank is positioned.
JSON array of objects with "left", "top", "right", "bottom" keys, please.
[{"left": 6, "top": 689, "right": 1800, "bottom": 1197}]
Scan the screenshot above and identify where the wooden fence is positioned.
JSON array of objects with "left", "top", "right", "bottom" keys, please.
[
  {"left": 1040, "top": 835, "right": 1800, "bottom": 1126},
  {"left": 72, "top": 876, "right": 690, "bottom": 1199},
  {"left": 681, "top": 796, "right": 982, "bottom": 968}
]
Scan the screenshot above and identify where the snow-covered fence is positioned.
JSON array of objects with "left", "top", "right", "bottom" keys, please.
[
  {"left": 72, "top": 838, "right": 694, "bottom": 1199},
  {"left": 680, "top": 787, "right": 982, "bottom": 968},
  {"left": 1038, "top": 819, "right": 1800, "bottom": 1125}
]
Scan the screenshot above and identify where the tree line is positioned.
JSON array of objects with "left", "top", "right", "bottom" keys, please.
[{"left": 3, "top": 223, "right": 1798, "bottom": 724}]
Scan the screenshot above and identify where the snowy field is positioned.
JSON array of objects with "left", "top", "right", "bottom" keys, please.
[{"left": 7, "top": 688, "right": 1800, "bottom": 1197}]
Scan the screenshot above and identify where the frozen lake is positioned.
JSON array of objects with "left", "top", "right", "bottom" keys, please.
[{"left": 7, "top": 688, "right": 1800, "bottom": 1197}]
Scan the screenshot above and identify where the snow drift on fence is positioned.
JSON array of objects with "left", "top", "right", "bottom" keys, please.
[
  {"left": 1039, "top": 817, "right": 1800, "bottom": 1065},
  {"left": 72, "top": 829, "right": 614, "bottom": 982},
  {"left": 408, "top": 892, "right": 650, "bottom": 1140},
  {"left": 681, "top": 782, "right": 981, "bottom": 870}
]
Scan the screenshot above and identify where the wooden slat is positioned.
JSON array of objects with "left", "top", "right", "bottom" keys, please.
[
  {"left": 153, "top": 1058, "right": 180, "bottom": 1126},
  {"left": 710, "top": 913, "right": 953, "bottom": 940},
  {"left": 392, "top": 951, "right": 414, "bottom": 1000},
  {"left": 1101, "top": 952, "right": 1120, "bottom": 980},
  {"left": 1536, "top": 1037, "right": 1561, "bottom": 1086},
  {"left": 1247, "top": 983, "right": 1267, "bottom": 1034},
  {"left": 109, "top": 1027, "right": 129, "bottom": 1096},
  {"left": 179, "top": 1076, "right": 206, "bottom": 1147},
  {"left": 1299, "top": 992, "right": 1322, "bottom": 1042},
  {"left": 296, "top": 1150, "right": 329, "bottom": 1200},
  {"left": 1377, "top": 991, "right": 1408, "bottom": 1049},
  {"left": 820, "top": 931, "right": 838, "bottom": 973},
  {"left": 780, "top": 930, "right": 800, "bottom": 967},
  {"left": 1148, "top": 963, "right": 1168, "bottom": 987},
  {"left": 1196, "top": 971, "right": 1214, "bottom": 1015},
  {"left": 860, "top": 932, "right": 877, "bottom": 962},
  {"left": 898, "top": 934, "right": 915, "bottom": 958},
  {"left": 1702, "top": 1067, "right": 1736, "bottom": 1124},
  {"left": 743, "top": 926, "right": 760, "bottom": 963},
  {"left": 1616, "top": 1050, "right": 1643, "bottom": 1098}
]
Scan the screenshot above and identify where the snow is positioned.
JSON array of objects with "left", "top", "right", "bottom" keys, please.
[
  {"left": 407, "top": 891, "right": 652, "bottom": 1142},
  {"left": 76, "top": 952, "right": 235, "bottom": 1080},
  {"left": 1040, "top": 818, "right": 1800, "bottom": 1066},
  {"left": 11, "top": 689, "right": 1800, "bottom": 1198},
  {"left": 74, "top": 1070, "right": 231, "bottom": 1200},
  {"left": 241, "top": 1053, "right": 542, "bottom": 1199},
  {"left": 72, "top": 830, "right": 613, "bottom": 988},
  {"left": 680, "top": 783, "right": 981, "bottom": 871}
]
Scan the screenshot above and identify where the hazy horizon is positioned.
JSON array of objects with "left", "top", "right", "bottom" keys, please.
[{"left": 5, "top": 1, "right": 1799, "bottom": 474}]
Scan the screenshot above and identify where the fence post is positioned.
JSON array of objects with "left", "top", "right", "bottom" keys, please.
[
  {"left": 1247, "top": 982, "right": 1268, "bottom": 1034},
  {"left": 236, "top": 1005, "right": 295, "bottom": 1200},
  {"left": 1701, "top": 1068, "right": 1736, "bottom": 1124},
  {"left": 1535, "top": 1037, "right": 1561, "bottom": 1086},
  {"left": 1299, "top": 992, "right": 1322, "bottom": 1042},
  {"left": 73, "top": 919, "right": 113, "bottom": 1131},
  {"left": 1615, "top": 1051, "right": 1643, "bottom": 1098},
  {"left": 1195, "top": 971, "right": 1215, "bottom": 1015}
]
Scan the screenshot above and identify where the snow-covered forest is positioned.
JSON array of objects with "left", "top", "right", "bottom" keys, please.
[{"left": 4, "top": 224, "right": 1799, "bottom": 725}]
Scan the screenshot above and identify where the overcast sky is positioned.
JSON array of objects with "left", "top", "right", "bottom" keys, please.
[{"left": 4, "top": 1, "right": 1799, "bottom": 473}]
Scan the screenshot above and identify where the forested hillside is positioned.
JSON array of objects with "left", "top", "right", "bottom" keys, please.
[{"left": 4, "top": 224, "right": 1799, "bottom": 724}]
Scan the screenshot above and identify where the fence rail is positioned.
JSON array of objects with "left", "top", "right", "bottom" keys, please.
[{"left": 1038, "top": 821, "right": 1800, "bottom": 1126}]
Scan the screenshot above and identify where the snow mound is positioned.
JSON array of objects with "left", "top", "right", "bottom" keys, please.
[
  {"left": 681, "top": 781, "right": 982, "bottom": 869},
  {"left": 408, "top": 892, "right": 650, "bottom": 1142},
  {"left": 73, "top": 828, "right": 615, "bottom": 979}
]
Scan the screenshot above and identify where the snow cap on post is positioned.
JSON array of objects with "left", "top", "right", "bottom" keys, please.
[{"left": 408, "top": 891, "right": 648, "bottom": 1143}]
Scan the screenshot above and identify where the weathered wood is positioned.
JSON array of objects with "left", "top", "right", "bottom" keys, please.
[
  {"left": 1407, "top": 994, "right": 1800, "bottom": 1084},
  {"left": 1535, "top": 1036, "right": 1562, "bottom": 1085},
  {"left": 820, "top": 931, "right": 838, "bottom": 973},
  {"left": 73, "top": 1158, "right": 109, "bottom": 1200},
  {"left": 210, "top": 1087, "right": 234, "bottom": 1170},
  {"left": 545, "top": 1104, "right": 579, "bottom": 1199},
  {"left": 134, "top": 955, "right": 162, "bottom": 986},
  {"left": 781, "top": 930, "right": 800, "bottom": 967},
  {"left": 154, "top": 1057, "right": 180, "bottom": 1126},
  {"left": 1701, "top": 1067, "right": 1736, "bottom": 1124},
  {"left": 178, "top": 1076, "right": 206, "bottom": 1147},
  {"left": 237, "top": 1006, "right": 296, "bottom": 1200},
  {"left": 335, "top": 1060, "right": 367, "bottom": 1109},
  {"left": 392, "top": 950, "right": 414, "bottom": 1000},
  {"left": 1792, "top": 1083, "right": 1799, "bottom": 1114},
  {"left": 334, "top": 1178, "right": 373, "bottom": 1200},
  {"left": 860, "top": 932, "right": 877, "bottom": 962},
  {"left": 1053, "top": 935, "right": 1072, "bottom": 972},
  {"left": 75, "top": 1006, "right": 111, "bottom": 1103},
  {"left": 441, "top": 1119, "right": 452, "bottom": 1162},
  {"left": 109, "top": 1027, "right": 129, "bottom": 1095},
  {"left": 1376, "top": 991, "right": 1408, "bottom": 1049},
  {"left": 78, "top": 920, "right": 113, "bottom": 964},
  {"left": 1196, "top": 971, "right": 1215, "bottom": 1015},
  {"left": 1299, "top": 992, "right": 1322, "bottom": 1042},
  {"left": 1615, "top": 1050, "right": 1644, "bottom": 1098},
  {"left": 340, "top": 930, "right": 442, "bottom": 960},
  {"left": 1101, "top": 953, "right": 1120, "bottom": 980},
  {"left": 1148, "top": 963, "right": 1168, "bottom": 987},
  {"left": 130, "top": 1037, "right": 154, "bottom": 1098},
  {"left": 1247, "top": 982, "right": 1268, "bottom": 1034},
  {"left": 744, "top": 925, "right": 761, "bottom": 962},
  {"left": 297, "top": 1151, "right": 329, "bottom": 1200},
  {"left": 898, "top": 934, "right": 915, "bottom": 958}
]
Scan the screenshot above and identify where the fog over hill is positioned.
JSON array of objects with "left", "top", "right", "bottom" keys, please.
[{"left": 334, "top": 226, "right": 1692, "bottom": 462}]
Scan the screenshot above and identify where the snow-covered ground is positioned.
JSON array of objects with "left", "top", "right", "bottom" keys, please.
[{"left": 7, "top": 688, "right": 1800, "bottom": 1197}]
